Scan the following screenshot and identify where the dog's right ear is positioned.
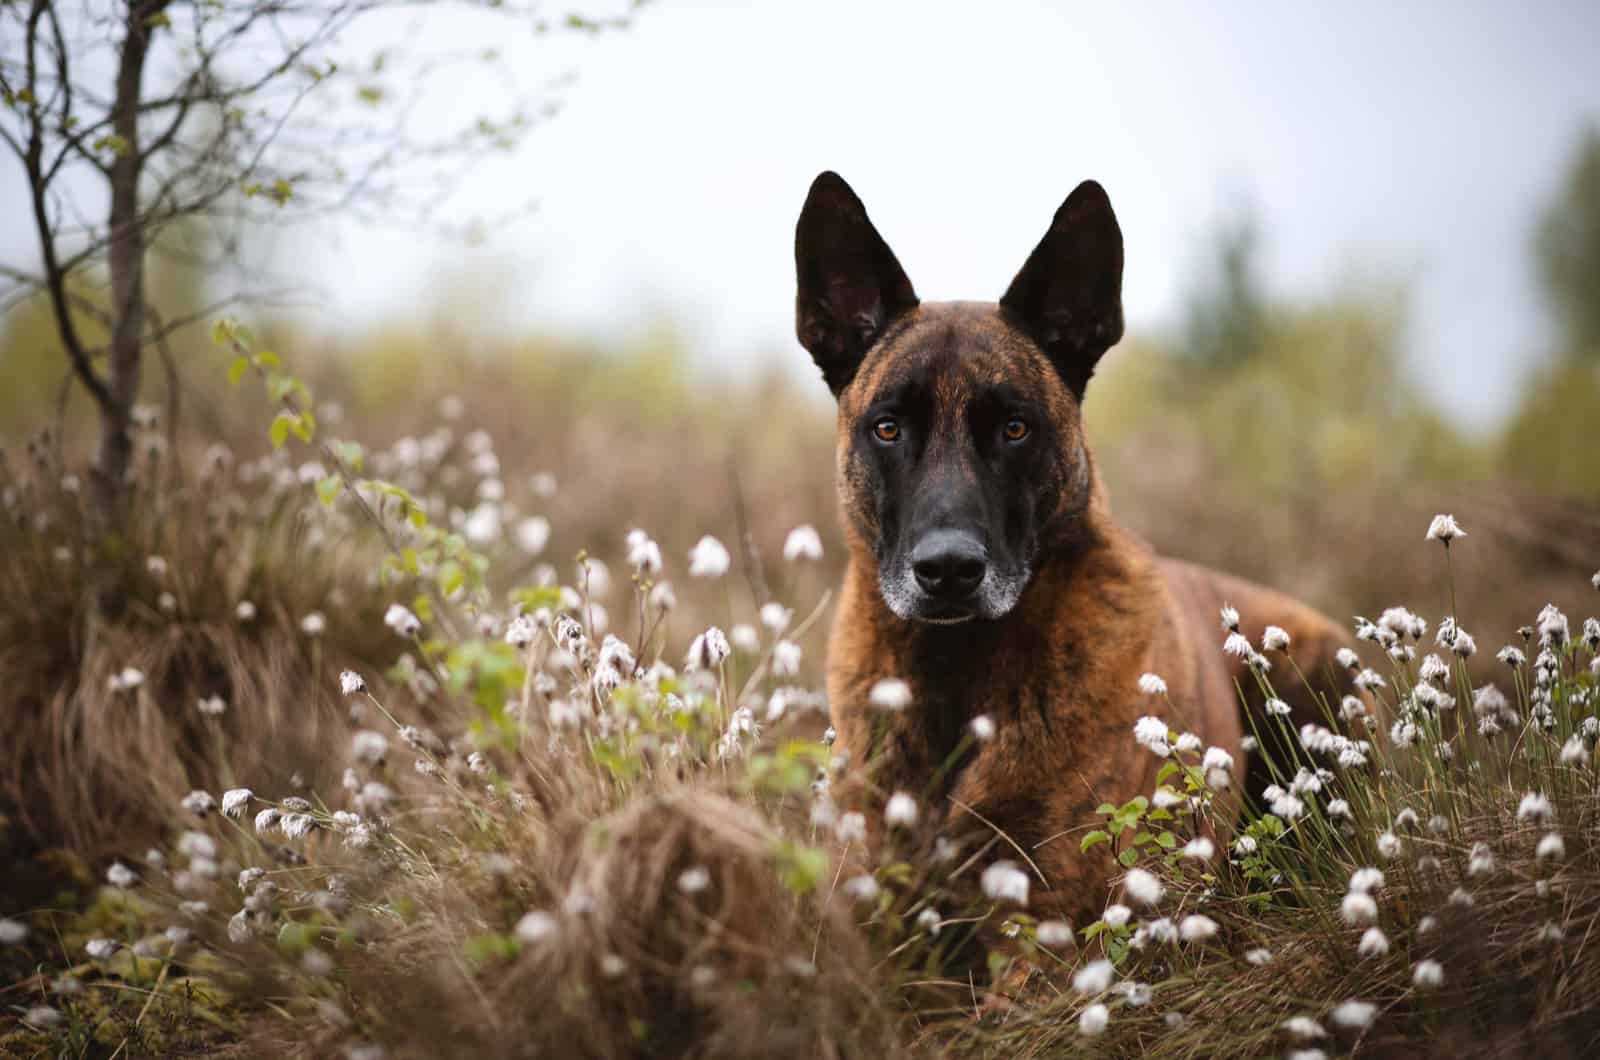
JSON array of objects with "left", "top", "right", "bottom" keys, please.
[{"left": 795, "top": 172, "right": 918, "bottom": 395}]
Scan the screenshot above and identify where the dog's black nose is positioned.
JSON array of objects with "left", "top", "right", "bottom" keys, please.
[{"left": 910, "top": 531, "right": 987, "bottom": 601}]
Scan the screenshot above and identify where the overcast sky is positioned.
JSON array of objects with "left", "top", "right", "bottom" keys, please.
[{"left": 7, "top": 1, "right": 1599, "bottom": 428}]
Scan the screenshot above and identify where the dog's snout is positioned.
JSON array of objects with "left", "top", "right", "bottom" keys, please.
[{"left": 910, "top": 530, "right": 987, "bottom": 601}]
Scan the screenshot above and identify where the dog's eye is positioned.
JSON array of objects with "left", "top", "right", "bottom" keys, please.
[
  {"left": 873, "top": 417, "right": 901, "bottom": 444},
  {"left": 1003, "top": 417, "right": 1029, "bottom": 442}
]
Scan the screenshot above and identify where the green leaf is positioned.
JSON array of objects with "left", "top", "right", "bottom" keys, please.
[
  {"left": 1095, "top": 802, "right": 1117, "bottom": 816},
  {"left": 438, "top": 560, "right": 464, "bottom": 596},
  {"left": 333, "top": 440, "right": 364, "bottom": 472},
  {"left": 1156, "top": 832, "right": 1177, "bottom": 849},
  {"left": 228, "top": 356, "right": 250, "bottom": 386},
  {"left": 268, "top": 413, "right": 292, "bottom": 448},
  {"left": 255, "top": 351, "right": 280, "bottom": 369},
  {"left": 1156, "top": 761, "right": 1179, "bottom": 785},
  {"left": 1079, "top": 829, "right": 1111, "bottom": 853},
  {"left": 1117, "top": 847, "right": 1140, "bottom": 867},
  {"left": 316, "top": 475, "right": 342, "bottom": 508}
]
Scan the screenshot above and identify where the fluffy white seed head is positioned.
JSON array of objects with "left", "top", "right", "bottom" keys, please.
[
  {"left": 1425, "top": 514, "right": 1466, "bottom": 544},
  {"left": 687, "top": 535, "right": 731, "bottom": 578}
]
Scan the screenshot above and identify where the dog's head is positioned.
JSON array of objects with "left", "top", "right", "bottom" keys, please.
[{"left": 795, "top": 172, "right": 1124, "bottom": 624}]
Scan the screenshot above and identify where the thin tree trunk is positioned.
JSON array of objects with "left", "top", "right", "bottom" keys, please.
[{"left": 92, "top": 2, "right": 164, "bottom": 519}]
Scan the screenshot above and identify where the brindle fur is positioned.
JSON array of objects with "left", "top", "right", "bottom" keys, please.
[{"left": 795, "top": 173, "right": 1357, "bottom": 928}]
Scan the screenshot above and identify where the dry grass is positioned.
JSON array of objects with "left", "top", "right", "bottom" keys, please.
[{"left": 3, "top": 341, "right": 1600, "bottom": 1058}]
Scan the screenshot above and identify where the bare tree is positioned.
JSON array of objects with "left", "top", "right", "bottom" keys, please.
[{"left": 1, "top": 0, "right": 637, "bottom": 518}]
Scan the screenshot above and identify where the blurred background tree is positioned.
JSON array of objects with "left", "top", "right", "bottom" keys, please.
[
  {"left": 1501, "top": 126, "right": 1600, "bottom": 501},
  {"left": 0, "top": 0, "right": 634, "bottom": 521}
]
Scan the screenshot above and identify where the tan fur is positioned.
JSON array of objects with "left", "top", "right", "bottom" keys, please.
[{"left": 824, "top": 304, "right": 1357, "bottom": 927}]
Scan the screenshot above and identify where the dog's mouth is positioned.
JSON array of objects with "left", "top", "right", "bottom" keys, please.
[{"left": 913, "top": 604, "right": 978, "bottom": 625}]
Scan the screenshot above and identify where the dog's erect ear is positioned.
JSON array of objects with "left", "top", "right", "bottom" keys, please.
[
  {"left": 1000, "top": 180, "right": 1124, "bottom": 399},
  {"left": 795, "top": 172, "right": 919, "bottom": 395}
]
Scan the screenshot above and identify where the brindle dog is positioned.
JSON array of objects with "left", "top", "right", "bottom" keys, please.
[{"left": 794, "top": 171, "right": 1358, "bottom": 928}]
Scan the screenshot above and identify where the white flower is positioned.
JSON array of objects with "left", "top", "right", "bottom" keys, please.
[
  {"left": 625, "top": 532, "right": 663, "bottom": 576},
  {"left": 1358, "top": 927, "right": 1390, "bottom": 957},
  {"left": 1330, "top": 999, "right": 1377, "bottom": 1029},
  {"left": 1072, "top": 958, "right": 1115, "bottom": 995},
  {"left": 980, "top": 861, "right": 1030, "bottom": 905},
  {"left": 383, "top": 603, "right": 421, "bottom": 637},
  {"left": 235, "top": 600, "right": 257, "bottom": 621},
  {"left": 1179, "top": 914, "right": 1218, "bottom": 942},
  {"left": 884, "top": 791, "right": 919, "bottom": 828},
  {"left": 969, "top": 714, "right": 996, "bottom": 741},
  {"left": 1376, "top": 831, "right": 1402, "bottom": 859},
  {"left": 1133, "top": 715, "right": 1170, "bottom": 756},
  {"left": 0, "top": 918, "right": 28, "bottom": 945},
  {"left": 1266, "top": 697, "right": 1292, "bottom": 717},
  {"left": 1425, "top": 514, "right": 1466, "bottom": 544},
  {"left": 1202, "top": 747, "right": 1234, "bottom": 773},
  {"left": 759, "top": 602, "right": 793, "bottom": 632},
  {"left": 1271, "top": 793, "right": 1306, "bottom": 820},
  {"left": 1137, "top": 672, "right": 1167, "bottom": 696},
  {"left": 106, "top": 862, "right": 136, "bottom": 888},
  {"left": 339, "top": 670, "right": 366, "bottom": 696},
  {"left": 1223, "top": 632, "right": 1252, "bottom": 657},
  {"left": 783, "top": 524, "right": 824, "bottom": 562},
  {"left": 516, "top": 911, "right": 557, "bottom": 944},
  {"left": 1263, "top": 626, "right": 1291, "bottom": 651},
  {"left": 86, "top": 937, "right": 117, "bottom": 959},
  {"left": 730, "top": 623, "right": 761, "bottom": 653},
  {"left": 1244, "top": 946, "right": 1272, "bottom": 965},
  {"left": 1349, "top": 867, "right": 1385, "bottom": 894},
  {"left": 1220, "top": 604, "right": 1241, "bottom": 632},
  {"left": 351, "top": 730, "right": 388, "bottom": 766},
  {"left": 300, "top": 611, "right": 326, "bottom": 636},
  {"left": 1340, "top": 891, "right": 1378, "bottom": 926},
  {"left": 1182, "top": 837, "right": 1215, "bottom": 861},
  {"left": 1498, "top": 645, "right": 1526, "bottom": 667},
  {"left": 1036, "top": 919, "right": 1075, "bottom": 947},
  {"left": 772, "top": 640, "right": 803, "bottom": 676},
  {"left": 280, "top": 813, "right": 315, "bottom": 839},
  {"left": 221, "top": 788, "right": 252, "bottom": 818},
  {"left": 677, "top": 866, "right": 711, "bottom": 894},
  {"left": 110, "top": 667, "right": 145, "bottom": 692},
  {"left": 1536, "top": 833, "right": 1566, "bottom": 862},
  {"left": 688, "top": 535, "right": 731, "bottom": 578},
  {"left": 254, "top": 807, "right": 281, "bottom": 834},
  {"left": 1079, "top": 1002, "right": 1109, "bottom": 1036},
  {"left": 1174, "top": 731, "right": 1202, "bottom": 754},
  {"left": 1354, "top": 668, "right": 1386, "bottom": 691},
  {"left": 1282, "top": 1015, "right": 1326, "bottom": 1040},
  {"left": 834, "top": 812, "right": 866, "bottom": 844},
  {"left": 1412, "top": 959, "right": 1444, "bottom": 989},
  {"left": 1517, "top": 791, "right": 1553, "bottom": 824},
  {"left": 1123, "top": 867, "right": 1164, "bottom": 907},
  {"left": 1336, "top": 647, "right": 1360, "bottom": 670},
  {"left": 505, "top": 516, "right": 550, "bottom": 557},
  {"left": 869, "top": 678, "right": 913, "bottom": 711},
  {"left": 686, "top": 627, "right": 731, "bottom": 671},
  {"left": 182, "top": 790, "right": 216, "bottom": 815},
  {"left": 915, "top": 908, "right": 942, "bottom": 936},
  {"left": 842, "top": 874, "right": 880, "bottom": 902},
  {"left": 1560, "top": 734, "right": 1587, "bottom": 765}
]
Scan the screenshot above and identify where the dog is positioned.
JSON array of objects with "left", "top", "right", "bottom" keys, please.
[{"left": 794, "top": 171, "right": 1360, "bottom": 928}]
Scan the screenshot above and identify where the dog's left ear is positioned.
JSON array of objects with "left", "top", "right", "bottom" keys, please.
[
  {"left": 795, "top": 171, "right": 919, "bottom": 395},
  {"left": 1000, "top": 180, "right": 1124, "bottom": 399}
]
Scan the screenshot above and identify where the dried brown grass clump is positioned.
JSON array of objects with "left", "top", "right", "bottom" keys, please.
[
  {"left": 0, "top": 464, "right": 403, "bottom": 863},
  {"left": 279, "top": 788, "right": 904, "bottom": 1060}
]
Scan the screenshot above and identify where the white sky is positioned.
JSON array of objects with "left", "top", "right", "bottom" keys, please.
[{"left": 7, "top": 0, "right": 1599, "bottom": 428}]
